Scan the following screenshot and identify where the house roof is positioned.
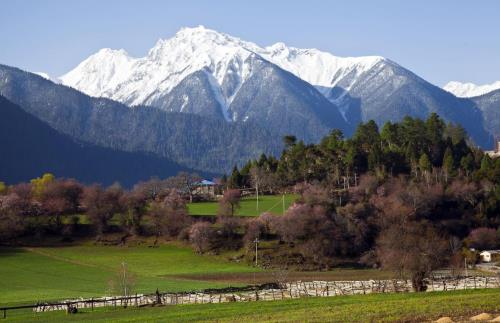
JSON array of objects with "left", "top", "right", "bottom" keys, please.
[{"left": 198, "top": 179, "right": 216, "bottom": 186}]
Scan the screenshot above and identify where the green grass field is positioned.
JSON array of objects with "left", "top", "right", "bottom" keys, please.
[
  {"left": 188, "top": 194, "right": 297, "bottom": 216},
  {"left": 0, "top": 243, "right": 393, "bottom": 308},
  {"left": 4, "top": 288, "right": 500, "bottom": 322},
  {"left": 0, "top": 245, "right": 259, "bottom": 306}
]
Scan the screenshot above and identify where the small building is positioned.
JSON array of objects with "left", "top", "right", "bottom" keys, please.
[
  {"left": 192, "top": 179, "right": 223, "bottom": 199},
  {"left": 485, "top": 140, "right": 500, "bottom": 158},
  {"left": 479, "top": 250, "right": 500, "bottom": 263}
]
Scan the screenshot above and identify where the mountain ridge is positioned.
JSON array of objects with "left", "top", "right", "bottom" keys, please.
[
  {"left": 444, "top": 81, "right": 500, "bottom": 98},
  {"left": 58, "top": 26, "right": 491, "bottom": 147}
]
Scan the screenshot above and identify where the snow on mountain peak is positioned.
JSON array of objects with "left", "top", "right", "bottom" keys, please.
[
  {"left": 60, "top": 47, "right": 134, "bottom": 97},
  {"left": 34, "top": 72, "right": 61, "bottom": 84},
  {"left": 59, "top": 26, "right": 389, "bottom": 112},
  {"left": 34, "top": 72, "right": 51, "bottom": 80},
  {"left": 261, "top": 42, "right": 385, "bottom": 89},
  {"left": 443, "top": 81, "right": 500, "bottom": 98}
]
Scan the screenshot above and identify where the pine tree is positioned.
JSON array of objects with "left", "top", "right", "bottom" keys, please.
[
  {"left": 442, "top": 147, "right": 455, "bottom": 181},
  {"left": 480, "top": 155, "right": 493, "bottom": 173},
  {"left": 229, "top": 166, "right": 242, "bottom": 189},
  {"left": 419, "top": 153, "right": 431, "bottom": 183},
  {"left": 460, "top": 154, "right": 474, "bottom": 177},
  {"left": 419, "top": 153, "right": 431, "bottom": 173}
]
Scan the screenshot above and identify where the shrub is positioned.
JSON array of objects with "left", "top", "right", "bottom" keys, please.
[{"left": 189, "top": 222, "right": 215, "bottom": 254}]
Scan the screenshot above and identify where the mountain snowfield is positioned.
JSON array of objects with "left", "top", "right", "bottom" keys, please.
[
  {"left": 60, "top": 26, "right": 385, "bottom": 120},
  {"left": 443, "top": 81, "right": 500, "bottom": 98},
  {"left": 57, "top": 25, "right": 492, "bottom": 148}
]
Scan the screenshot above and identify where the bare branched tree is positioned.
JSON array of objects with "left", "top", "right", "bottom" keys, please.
[{"left": 108, "top": 262, "right": 136, "bottom": 305}]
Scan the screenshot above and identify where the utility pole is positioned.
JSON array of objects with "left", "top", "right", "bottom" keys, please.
[
  {"left": 464, "top": 257, "right": 468, "bottom": 277},
  {"left": 122, "top": 261, "right": 128, "bottom": 299},
  {"left": 256, "top": 183, "right": 259, "bottom": 211},
  {"left": 254, "top": 238, "right": 260, "bottom": 266},
  {"left": 282, "top": 194, "right": 285, "bottom": 215}
]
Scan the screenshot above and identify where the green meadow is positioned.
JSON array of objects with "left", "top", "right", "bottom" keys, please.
[
  {"left": 188, "top": 194, "right": 297, "bottom": 216},
  {"left": 0, "top": 245, "right": 259, "bottom": 306}
]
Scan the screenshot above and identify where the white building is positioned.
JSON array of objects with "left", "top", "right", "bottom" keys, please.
[
  {"left": 479, "top": 250, "right": 500, "bottom": 263},
  {"left": 485, "top": 141, "right": 500, "bottom": 158}
]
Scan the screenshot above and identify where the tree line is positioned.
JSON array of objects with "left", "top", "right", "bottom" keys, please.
[{"left": 227, "top": 113, "right": 495, "bottom": 189}]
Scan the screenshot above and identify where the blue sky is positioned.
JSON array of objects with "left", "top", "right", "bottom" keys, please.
[{"left": 1, "top": 0, "right": 499, "bottom": 86}]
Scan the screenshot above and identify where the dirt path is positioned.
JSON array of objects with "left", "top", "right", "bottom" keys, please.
[
  {"left": 23, "top": 247, "right": 109, "bottom": 270},
  {"left": 167, "top": 269, "right": 395, "bottom": 284}
]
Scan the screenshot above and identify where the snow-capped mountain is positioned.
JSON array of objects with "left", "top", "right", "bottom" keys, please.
[
  {"left": 61, "top": 26, "right": 351, "bottom": 140},
  {"left": 443, "top": 81, "right": 500, "bottom": 98},
  {"left": 61, "top": 27, "right": 261, "bottom": 120},
  {"left": 60, "top": 26, "right": 491, "bottom": 147},
  {"left": 61, "top": 26, "right": 384, "bottom": 110}
]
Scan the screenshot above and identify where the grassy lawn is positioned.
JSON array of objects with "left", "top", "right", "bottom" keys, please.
[
  {"left": 4, "top": 288, "right": 500, "bottom": 322},
  {"left": 188, "top": 194, "right": 297, "bottom": 216},
  {"left": 0, "top": 245, "right": 259, "bottom": 306}
]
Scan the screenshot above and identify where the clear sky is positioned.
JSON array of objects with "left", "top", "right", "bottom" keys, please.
[{"left": 1, "top": 0, "right": 499, "bottom": 86}]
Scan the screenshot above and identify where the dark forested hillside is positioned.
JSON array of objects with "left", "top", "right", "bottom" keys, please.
[
  {"left": 0, "top": 64, "right": 282, "bottom": 173},
  {"left": 0, "top": 95, "right": 199, "bottom": 186},
  {"left": 472, "top": 88, "right": 500, "bottom": 136}
]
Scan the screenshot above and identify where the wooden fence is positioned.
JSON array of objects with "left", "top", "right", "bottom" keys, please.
[{"left": 1, "top": 277, "right": 499, "bottom": 318}]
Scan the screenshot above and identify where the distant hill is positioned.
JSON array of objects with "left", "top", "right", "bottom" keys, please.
[{"left": 0, "top": 95, "right": 199, "bottom": 186}]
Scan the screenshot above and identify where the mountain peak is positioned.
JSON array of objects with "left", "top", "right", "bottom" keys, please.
[
  {"left": 147, "top": 26, "right": 258, "bottom": 63},
  {"left": 96, "top": 47, "right": 129, "bottom": 56},
  {"left": 60, "top": 47, "right": 134, "bottom": 97},
  {"left": 175, "top": 25, "right": 214, "bottom": 37},
  {"left": 443, "top": 81, "right": 500, "bottom": 98},
  {"left": 267, "top": 42, "right": 288, "bottom": 52},
  {"left": 59, "top": 26, "right": 391, "bottom": 111}
]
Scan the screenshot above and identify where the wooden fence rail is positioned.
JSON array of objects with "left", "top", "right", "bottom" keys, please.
[{"left": 1, "top": 277, "right": 499, "bottom": 318}]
